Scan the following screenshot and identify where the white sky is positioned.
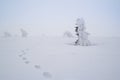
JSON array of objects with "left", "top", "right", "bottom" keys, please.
[{"left": 0, "top": 0, "right": 120, "bottom": 36}]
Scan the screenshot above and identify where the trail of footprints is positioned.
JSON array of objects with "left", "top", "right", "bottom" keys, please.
[{"left": 18, "top": 49, "right": 52, "bottom": 79}]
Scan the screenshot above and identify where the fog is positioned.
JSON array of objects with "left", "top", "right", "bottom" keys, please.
[{"left": 0, "top": 0, "right": 120, "bottom": 36}]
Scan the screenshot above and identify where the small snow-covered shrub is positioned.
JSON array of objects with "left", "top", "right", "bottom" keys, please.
[
  {"left": 63, "top": 31, "right": 73, "bottom": 38},
  {"left": 3, "top": 32, "right": 12, "bottom": 38},
  {"left": 20, "top": 28, "right": 28, "bottom": 38}
]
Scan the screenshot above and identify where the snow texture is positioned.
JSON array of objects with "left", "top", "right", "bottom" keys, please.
[{"left": 0, "top": 36, "right": 120, "bottom": 80}]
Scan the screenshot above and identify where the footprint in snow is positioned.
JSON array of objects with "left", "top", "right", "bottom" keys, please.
[
  {"left": 19, "top": 51, "right": 26, "bottom": 57},
  {"left": 43, "top": 72, "right": 52, "bottom": 78},
  {"left": 19, "top": 49, "right": 53, "bottom": 78},
  {"left": 34, "top": 65, "right": 41, "bottom": 69},
  {"left": 18, "top": 54, "right": 23, "bottom": 57},
  {"left": 22, "top": 57, "right": 27, "bottom": 60},
  {"left": 24, "top": 61, "right": 30, "bottom": 64}
]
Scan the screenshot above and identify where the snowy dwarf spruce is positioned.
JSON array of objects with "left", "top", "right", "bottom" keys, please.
[
  {"left": 75, "top": 18, "right": 91, "bottom": 46},
  {"left": 3, "top": 32, "right": 12, "bottom": 38},
  {"left": 20, "top": 28, "right": 28, "bottom": 38}
]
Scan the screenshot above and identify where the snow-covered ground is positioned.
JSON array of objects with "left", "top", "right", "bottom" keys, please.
[{"left": 0, "top": 36, "right": 120, "bottom": 80}]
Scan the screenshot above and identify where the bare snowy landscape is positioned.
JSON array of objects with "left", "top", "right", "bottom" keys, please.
[
  {"left": 1, "top": 0, "right": 120, "bottom": 80},
  {"left": 0, "top": 36, "right": 120, "bottom": 80}
]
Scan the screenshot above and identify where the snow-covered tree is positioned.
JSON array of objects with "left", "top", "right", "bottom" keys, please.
[
  {"left": 20, "top": 28, "right": 28, "bottom": 38},
  {"left": 75, "top": 18, "right": 91, "bottom": 46}
]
